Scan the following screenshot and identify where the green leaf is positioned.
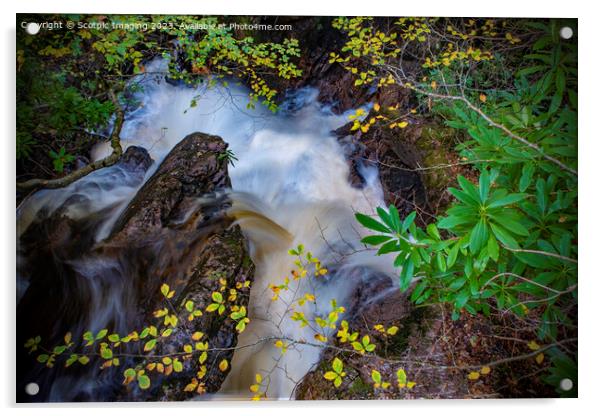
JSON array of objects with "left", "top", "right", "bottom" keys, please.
[
  {"left": 100, "top": 346, "right": 113, "bottom": 360},
  {"left": 449, "top": 188, "right": 480, "bottom": 208},
  {"left": 449, "top": 277, "right": 466, "bottom": 291},
  {"left": 96, "top": 329, "right": 108, "bottom": 340},
  {"left": 144, "top": 338, "right": 157, "bottom": 352},
  {"left": 519, "top": 163, "right": 535, "bottom": 192},
  {"left": 333, "top": 357, "right": 343, "bottom": 374},
  {"left": 397, "top": 368, "right": 407, "bottom": 385},
  {"left": 426, "top": 223, "right": 440, "bottom": 240},
  {"left": 457, "top": 176, "right": 482, "bottom": 205},
  {"left": 376, "top": 240, "right": 399, "bottom": 255},
  {"left": 454, "top": 289, "right": 470, "bottom": 309},
  {"left": 377, "top": 207, "right": 396, "bottom": 231},
  {"left": 490, "top": 222, "right": 519, "bottom": 248},
  {"left": 355, "top": 213, "right": 390, "bottom": 233},
  {"left": 65, "top": 354, "right": 78, "bottom": 367},
  {"left": 492, "top": 217, "right": 529, "bottom": 236},
  {"left": 212, "top": 292, "right": 223, "bottom": 303},
  {"left": 438, "top": 214, "right": 474, "bottom": 229},
  {"left": 536, "top": 178, "right": 548, "bottom": 215},
  {"left": 436, "top": 252, "right": 447, "bottom": 272},
  {"left": 361, "top": 235, "right": 392, "bottom": 246},
  {"left": 487, "top": 193, "right": 527, "bottom": 209},
  {"left": 447, "top": 242, "right": 460, "bottom": 268},
  {"left": 53, "top": 345, "right": 66, "bottom": 354},
  {"left": 478, "top": 170, "right": 490, "bottom": 203},
  {"left": 401, "top": 211, "right": 416, "bottom": 232},
  {"left": 487, "top": 234, "right": 500, "bottom": 262},
  {"left": 400, "top": 259, "right": 414, "bottom": 290},
  {"left": 137, "top": 374, "right": 151, "bottom": 390},
  {"left": 371, "top": 370, "right": 382, "bottom": 384},
  {"left": 388, "top": 205, "right": 401, "bottom": 232},
  {"left": 469, "top": 218, "right": 489, "bottom": 254}
]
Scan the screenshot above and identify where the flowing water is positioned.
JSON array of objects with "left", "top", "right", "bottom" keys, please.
[{"left": 17, "top": 59, "right": 399, "bottom": 401}]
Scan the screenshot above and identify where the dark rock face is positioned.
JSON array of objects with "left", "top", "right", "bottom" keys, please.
[
  {"left": 335, "top": 117, "right": 427, "bottom": 221},
  {"left": 16, "top": 146, "right": 154, "bottom": 402},
  {"left": 17, "top": 133, "right": 254, "bottom": 402}
]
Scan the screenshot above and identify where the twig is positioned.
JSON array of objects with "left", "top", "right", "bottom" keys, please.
[
  {"left": 16, "top": 89, "right": 125, "bottom": 192},
  {"left": 503, "top": 246, "right": 578, "bottom": 264}
]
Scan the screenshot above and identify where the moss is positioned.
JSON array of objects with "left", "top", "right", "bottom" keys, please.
[
  {"left": 242, "top": 254, "right": 253, "bottom": 270},
  {"left": 386, "top": 306, "right": 428, "bottom": 357},
  {"left": 348, "top": 376, "right": 372, "bottom": 397},
  {"left": 415, "top": 124, "right": 460, "bottom": 191}
]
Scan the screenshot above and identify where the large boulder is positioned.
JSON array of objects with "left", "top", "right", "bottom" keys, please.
[
  {"left": 17, "top": 133, "right": 254, "bottom": 402},
  {"left": 102, "top": 132, "right": 255, "bottom": 400}
]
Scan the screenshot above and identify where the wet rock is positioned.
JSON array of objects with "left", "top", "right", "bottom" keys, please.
[
  {"left": 335, "top": 116, "right": 427, "bottom": 221},
  {"left": 100, "top": 133, "right": 254, "bottom": 400},
  {"left": 16, "top": 146, "right": 153, "bottom": 402}
]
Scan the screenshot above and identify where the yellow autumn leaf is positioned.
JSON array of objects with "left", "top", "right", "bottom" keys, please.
[
  {"left": 323, "top": 371, "right": 337, "bottom": 380},
  {"left": 480, "top": 366, "right": 491, "bottom": 375},
  {"left": 431, "top": 80, "right": 437, "bottom": 89},
  {"left": 373, "top": 103, "right": 381, "bottom": 112},
  {"left": 397, "top": 121, "right": 409, "bottom": 129},
  {"left": 160, "top": 283, "right": 170, "bottom": 297},
  {"left": 219, "top": 359, "right": 229, "bottom": 372},
  {"left": 468, "top": 371, "right": 480, "bottom": 380},
  {"left": 479, "top": 93, "right": 487, "bottom": 103},
  {"left": 527, "top": 340, "right": 540, "bottom": 351},
  {"left": 386, "top": 326, "right": 399, "bottom": 335},
  {"left": 536, "top": 353, "right": 545, "bottom": 364}
]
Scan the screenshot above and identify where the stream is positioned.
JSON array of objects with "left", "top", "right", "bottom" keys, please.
[{"left": 16, "top": 59, "right": 399, "bottom": 401}]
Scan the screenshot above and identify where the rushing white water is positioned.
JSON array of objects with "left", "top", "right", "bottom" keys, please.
[{"left": 18, "top": 59, "right": 399, "bottom": 400}]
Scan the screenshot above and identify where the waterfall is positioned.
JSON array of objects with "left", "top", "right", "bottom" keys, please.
[{"left": 17, "top": 59, "right": 398, "bottom": 401}]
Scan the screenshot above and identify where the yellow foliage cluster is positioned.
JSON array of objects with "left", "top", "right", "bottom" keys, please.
[{"left": 423, "top": 44, "right": 493, "bottom": 69}]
